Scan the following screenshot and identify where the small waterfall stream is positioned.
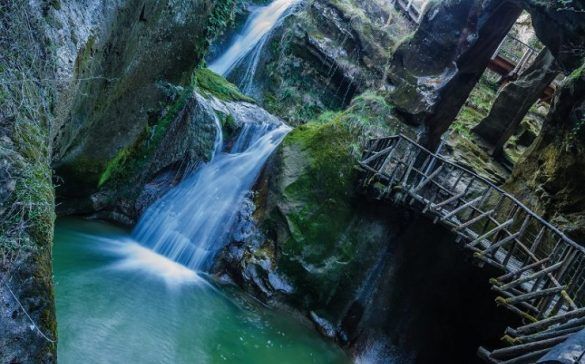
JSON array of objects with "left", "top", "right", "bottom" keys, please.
[
  {"left": 209, "top": 0, "right": 300, "bottom": 93},
  {"left": 132, "top": 121, "right": 289, "bottom": 271},
  {"left": 132, "top": 0, "right": 296, "bottom": 272}
]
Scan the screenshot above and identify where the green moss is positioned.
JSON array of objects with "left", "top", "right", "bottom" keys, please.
[
  {"left": 281, "top": 120, "right": 357, "bottom": 262},
  {"left": 193, "top": 68, "right": 254, "bottom": 103},
  {"left": 98, "top": 87, "right": 193, "bottom": 188},
  {"left": 264, "top": 91, "right": 411, "bottom": 307}
]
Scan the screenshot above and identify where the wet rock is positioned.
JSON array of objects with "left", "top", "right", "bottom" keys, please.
[
  {"left": 310, "top": 311, "right": 338, "bottom": 339},
  {"left": 52, "top": 0, "right": 238, "bottom": 195},
  {"left": 249, "top": 0, "right": 412, "bottom": 124},
  {"left": 472, "top": 48, "right": 559, "bottom": 156},
  {"left": 537, "top": 328, "right": 585, "bottom": 363}
]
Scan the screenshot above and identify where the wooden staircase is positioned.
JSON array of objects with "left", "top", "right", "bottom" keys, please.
[{"left": 359, "top": 134, "right": 585, "bottom": 363}]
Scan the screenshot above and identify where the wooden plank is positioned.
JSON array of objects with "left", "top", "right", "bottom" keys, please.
[
  {"left": 496, "top": 257, "right": 550, "bottom": 282},
  {"left": 504, "top": 286, "right": 565, "bottom": 305},
  {"left": 499, "top": 348, "right": 552, "bottom": 364},
  {"left": 411, "top": 164, "right": 444, "bottom": 194},
  {"left": 455, "top": 209, "right": 495, "bottom": 231},
  {"left": 498, "top": 261, "right": 564, "bottom": 291},
  {"left": 481, "top": 231, "right": 521, "bottom": 256},
  {"left": 441, "top": 196, "right": 482, "bottom": 221},
  {"left": 467, "top": 218, "right": 514, "bottom": 248},
  {"left": 514, "top": 307, "right": 585, "bottom": 335},
  {"left": 490, "top": 334, "right": 570, "bottom": 359}
]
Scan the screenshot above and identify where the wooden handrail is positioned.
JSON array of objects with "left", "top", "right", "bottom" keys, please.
[
  {"left": 384, "top": 134, "right": 585, "bottom": 254},
  {"left": 359, "top": 133, "right": 585, "bottom": 363}
]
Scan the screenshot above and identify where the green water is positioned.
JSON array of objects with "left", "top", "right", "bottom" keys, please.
[{"left": 54, "top": 218, "right": 349, "bottom": 364}]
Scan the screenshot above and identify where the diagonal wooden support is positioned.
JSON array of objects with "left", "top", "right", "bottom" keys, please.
[
  {"left": 504, "top": 286, "right": 565, "bottom": 305},
  {"left": 496, "top": 257, "right": 550, "bottom": 282},
  {"left": 480, "top": 231, "right": 521, "bottom": 256},
  {"left": 513, "top": 307, "right": 585, "bottom": 336},
  {"left": 498, "top": 261, "right": 564, "bottom": 291},
  {"left": 441, "top": 196, "right": 482, "bottom": 221},
  {"left": 467, "top": 218, "right": 514, "bottom": 248},
  {"left": 455, "top": 209, "right": 495, "bottom": 231},
  {"left": 411, "top": 164, "right": 444, "bottom": 194},
  {"left": 432, "top": 191, "right": 466, "bottom": 210}
]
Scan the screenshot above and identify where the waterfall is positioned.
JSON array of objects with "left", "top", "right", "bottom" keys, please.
[
  {"left": 133, "top": 114, "right": 289, "bottom": 271},
  {"left": 131, "top": 1, "right": 297, "bottom": 272},
  {"left": 208, "top": 0, "right": 300, "bottom": 92}
]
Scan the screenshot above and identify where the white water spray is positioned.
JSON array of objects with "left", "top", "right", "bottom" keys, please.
[{"left": 209, "top": 0, "right": 300, "bottom": 91}]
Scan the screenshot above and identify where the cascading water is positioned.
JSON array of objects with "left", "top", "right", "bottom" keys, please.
[
  {"left": 208, "top": 0, "right": 300, "bottom": 92},
  {"left": 132, "top": 0, "right": 297, "bottom": 272},
  {"left": 132, "top": 119, "right": 289, "bottom": 271}
]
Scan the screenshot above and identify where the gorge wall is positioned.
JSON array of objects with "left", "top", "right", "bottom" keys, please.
[
  {"left": 1, "top": 0, "right": 246, "bottom": 361},
  {"left": 3, "top": 0, "right": 585, "bottom": 362}
]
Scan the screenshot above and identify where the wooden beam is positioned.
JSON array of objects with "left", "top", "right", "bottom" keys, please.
[
  {"left": 514, "top": 307, "right": 585, "bottom": 335},
  {"left": 411, "top": 164, "right": 444, "bottom": 194},
  {"left": 441, "top": 196, "right": 482, "bottom": 221},
  {"left": 455, "top": 209, "right": 495, "bottom": 231},
  {"left": 490, "top": 334, "right": 570, "bottom": 359},
  {"left": 467, "top": 219, "right": 514, "bottom": 248},
  {"left": 480, "top": 231, "right": 521, "bottom": 256},
  {"left": 504, "top": 286, "right": 565, "bottom": 305},
  {"left": 497, "top": 257, "right": 550, "bottom": 282},
  {"left": 498, "top": 261, "right": 564, "bottom": 291}
]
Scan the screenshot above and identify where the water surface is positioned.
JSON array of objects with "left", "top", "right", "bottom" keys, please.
[{"left": 54, "top": 218, "right": 349, "bottom": 364}]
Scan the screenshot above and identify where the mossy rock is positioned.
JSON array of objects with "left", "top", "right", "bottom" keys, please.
[
  {"left": 193, "top": 68, "right": 255, "bottom": 103},
  {"left": 258, "top": 91, "right": 413, "bottom": 312}
]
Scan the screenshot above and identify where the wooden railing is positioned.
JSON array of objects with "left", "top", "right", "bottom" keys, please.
[
  {"left": 393, "top": 0, "right": 426, "bottom": 23},
  {"left": 359, "top": 134, "right": 585, "bottom": 363}
]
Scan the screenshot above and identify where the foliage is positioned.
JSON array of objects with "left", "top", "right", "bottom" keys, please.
[
  {"left": 193, "top": 68, "right": 254, "bottom": 103},
  {"left": 98, "top": 86, "right": 193, "bottom": 188},
  {"left": 0, "top": 1, "right": 56, "bottom": 261}
]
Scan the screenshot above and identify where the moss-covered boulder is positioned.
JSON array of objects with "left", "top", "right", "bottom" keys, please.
[
  {"left": 218, "top": 92, "right": 416, "bottom": 324},
  {"left": 57, "top": 69, "right": 280, "bottom": 225}
]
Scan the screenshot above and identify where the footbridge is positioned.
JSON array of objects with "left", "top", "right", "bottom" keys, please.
[{"left": 359, "top": 134, "right": 585, "bottom": 363}]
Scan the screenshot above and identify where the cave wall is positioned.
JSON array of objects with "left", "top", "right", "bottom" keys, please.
[
  {"left": 506, "top": 64, "right": 585, "bottom": 242},
  {"left": 0, "top": 0, "right": 242, "bottom": 360},
  {"left": 349, "top": 216, "right": 521, "bottom": 364}
]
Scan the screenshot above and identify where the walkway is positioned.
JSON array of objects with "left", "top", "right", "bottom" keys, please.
[{"left": 359, "top": 134, "right": 585, "bottom": 363}]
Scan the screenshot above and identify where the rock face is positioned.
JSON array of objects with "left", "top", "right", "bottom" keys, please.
[
  {"left": 216, "top": 94, "right": 521, "bottom": 362},
  {"left": 387, "top": 0, "right": 522, "bottom": 147},
  {"left": 62, "top": 72, "right": 278, "bottom": 225},
  {"left": 1, "top": 1, "right": 240, "bottom": 360},
  {"left": 218, "top": 92, "right": 412, "bottom": 306},
  {"left": 244, "top": 0, "right": 413, "bottom": 124},
  {"left": 472, "top": 48, "right": 559, "bottom": 156},
  {"left": 51, "top": 0, "right": 237, "bottom": 196},
  {"left": 1, "top": 2, "right": 58, "bottom": 362},
  {"left": 507, "top": 64, "right": 585, "bottom": 242},
  {"left": 516, "top": 0, "right": 585, "bottom": 73}
]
